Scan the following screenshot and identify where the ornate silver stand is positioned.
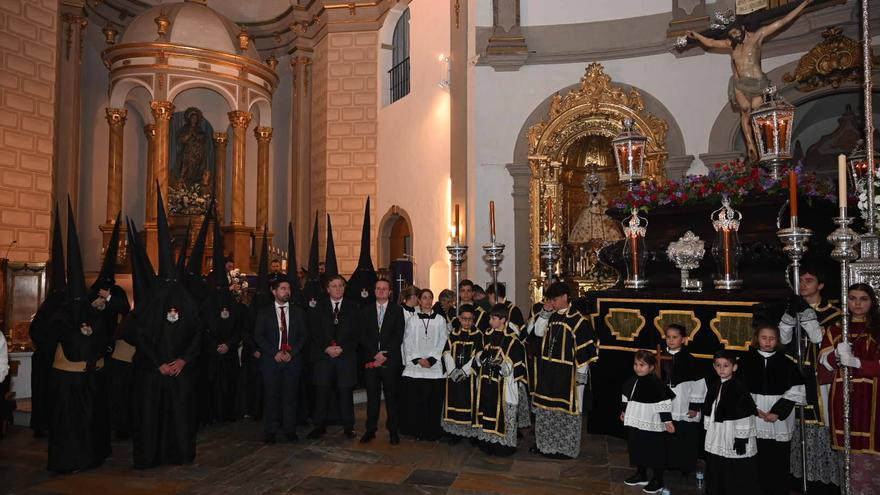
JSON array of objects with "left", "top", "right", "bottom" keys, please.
[
  {"left": 447, "top": 241, "right": 468, "bottom": 317},
  {"left": 539, "top": 235, "right": 561, "bottom": 285},
  {"left": 777, "top": 218, "right": 813, "bottom": 494},
  {"left": 667, "top": 231, "right": 705, "bottom": 292},
  {"left": 827, "top": 211, "right": 860, "bottom": 495},
  {"left": 482, "top": 238, "right": 505, "bottom": 293}
]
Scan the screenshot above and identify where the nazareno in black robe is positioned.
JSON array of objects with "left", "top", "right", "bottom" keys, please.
[
  {"left": 131, "top": 283, "right": 202, "bottom": 469},
  {"left": 199, "top": 292, "right": 244, "bottom": 424},
  {"left": 47, "top": 301, "right": 111, "bottom": 472},
  {"left": 28, "top": 291, "right": 66, "bottom": 437}
]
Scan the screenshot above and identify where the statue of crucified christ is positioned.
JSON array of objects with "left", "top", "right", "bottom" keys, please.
[{"left": 687, "top": 0, "right": 812, "bottom": 162}]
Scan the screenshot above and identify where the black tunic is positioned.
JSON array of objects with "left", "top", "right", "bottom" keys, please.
[
  {"left": 199, "top": 295, "right": 244, "bottom": 424},
  {"left": 474, "top": 326, "right": 527, "bottom": 438},
  {"left": 132, "top": 287, "right": 202, "bottom": 469},
  {"left": 532, "top": 308, "right": 597, "bottom": 414},
  {"left": 442, "top": 325, "right": 483, "bottom": 427},
  {"left": 47, "top": 304, "right": 111, "bottom": 472},
  {"left": 28, "top": 291, "right": 66, "bottom": 435},
  {"left": 621, "top": 374, "right": 675, "bottom": 469}
]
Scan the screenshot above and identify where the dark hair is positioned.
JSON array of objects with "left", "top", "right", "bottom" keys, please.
[
  {"left": 848, "top": 283, "right": 880, "bottom": 338},
  {"left": 271, "top": 258, "right": 281, "bottom": 264},
  {"left": 458, "top": 304, "right": 476, "bottom": 316},
  {"left": 269, "top": 278, "right": 290, "bottom": 291},
  {"left": 399, "top": 286, "right": 419, "bottom": 305},
  {"left": 489, "top": 303, "right": 509, "bottom": 320},
  {"left": 473, "top": 285, "right": 486, "bottom": 295},
  {"left": 665, "top": 323, "right": 686, "bottom": 337},
  {"left": 459, "top": 279, "right": 475, "bottom": 289},
  {"left": 713, "top": 349, "right": 737, "bottom": 365},
  {"left": 545, "top": 281, "right": 571, "bottom": 299},
  {"left": 799, "top": 262, "right": 826, "bottom": 285},
  {"left": 752, "top": 323, "right": 781, "bottom": 350},
  {"left": 486, "top": 283, "right": 506, "bottom": 299},
  {"left": 438, "top": 289, "right": 455, "bottom": 302},
  {"left": 375, "top": 277, "right": 392, "bottom": 289},
  {"left": 325, "top": 274, "right": 346, "bottom": 287},
  {"left": 418, "top": 288, "right": 434, "bottom": 300},
  {"left": 634, "top": 349, "right": 656, "bottom": 367}
]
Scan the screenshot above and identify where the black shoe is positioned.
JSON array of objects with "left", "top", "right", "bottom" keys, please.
[
  {"left": 642, "top": 480, "right": 664, "bottom": 493},
  {"left": 264, "top": 433, "right": 276, "bottom": 445},
  {"left": 360, "top": 430, "right": 376, "bottom": 443},
  {"left": 344, "top": 428, "right": 357, "bottom": 439},
  {"left": 306, "top": 427, "right": 326, "bottom": 440},
  {"left": 285, "top": 432, "right": 299, "bottom": 443},
  {"left": 624, "top": 473, "right": 649, "bottom": 486},
  {"left": 390, "top": 431, "right": 400, "bottom": 445}
]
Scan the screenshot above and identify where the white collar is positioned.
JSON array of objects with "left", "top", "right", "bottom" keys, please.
[
  {"left": 275, "top": 301, "right": 289, "bottom": 309},
  {"left": 377, "top": 300, "right": 388, "bottom": 307},
  {"left": 720, "top": 376, "right": 732, "bottom": 383},
  {"left": 666, "top": 347, "right": 681, "bottom": 355},
  {"left": 758, "top": 349, "right": 776, "bottom": 358},
  {"left": 556, "top": 305, "right": 570, "bottom": 314},
  {"left": 330, "top": 299, "right": 342, "bottom": 306}
]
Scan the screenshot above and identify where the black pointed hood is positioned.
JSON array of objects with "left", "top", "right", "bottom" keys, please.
[
  {"left": 303, "top": 212, "right": 321, "bottom": 305},
  {"left": 156, "top": 183, "right": 176, "bottom": 283},
  {"left": 93, "top": 211, "right": 122, "bottom": 291},
  {"left": 176, "top": 221, "right": 191, "bottom": 279},
  {"left": 256, "top": 225, "right": 270, "bottom": 294},
  {"left": 66, "top": 197, "right": 87, "bottom": 303},
  {"left": 324, "top": 214, "right": 339, "bottom": 278},
  {"left": 125, "top": 217, "right": 144, "bottom": 307},
  {"left": 186, "top": 198, "right": 214, "bottom": 278},
  {"left": 48, "top": 203, "right": 66, "bottom": 295},
  {"left": 345, "top": 197, "right": 376, "bottom": 302},
  {"left": 287, "top": 221, "right": 301, "bottom": 299},
  {"left": 209, "top": 212, "right": 227, "bottom": 292}
]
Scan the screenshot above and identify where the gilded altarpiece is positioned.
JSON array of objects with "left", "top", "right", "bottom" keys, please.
[{"left": 526, "top": 63, "right": 669, "bottom": 296}]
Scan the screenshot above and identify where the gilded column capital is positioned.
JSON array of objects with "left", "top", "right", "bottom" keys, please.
[
  {"left": 213, "top": 132, "right": 229, "bottom": 145},
  {"left": 105, "top": 107, "right": 127, "bottom": 126},
  {"left": 290, "top": 56, "right": 312, "bottom": 68},
  {"left": 150, "top": 100, "right": 174, "bottom": 120},
  {"left": 254, "top": 126, "right": 273, "bottom": 142},
  {"left": 143, "top": 123, "right": 156, "bottom": 138},
  {"left": 228, "top": 110, "right": 252, "bottom": 128}
]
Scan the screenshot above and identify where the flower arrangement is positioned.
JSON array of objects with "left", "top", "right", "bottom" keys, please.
[
  {"left": 611, "top": 161, "right": 838, "bottom": 212},
  {"left": 228, "top": 268, "right": 249, "bottom": 303},
  {"left": 168, "top": 183, "right": 211, "bottom": 215}
]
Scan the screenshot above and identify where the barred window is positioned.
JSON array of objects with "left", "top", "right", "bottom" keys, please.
[{"left": 389, "top": 8, "right": 410, "bottom": 104}]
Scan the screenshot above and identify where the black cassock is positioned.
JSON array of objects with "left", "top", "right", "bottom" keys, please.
[
  {"left": 47, "top": 304, "right": 111, "bottom": 472},
  {"left": 199, "top": 295, "right": 244, "bottom": 424},
  {"left": 92, "top": 285, "right": 132, "bottom": 437},
  {"left": 132, "top": 291, "right": 202, "bottom": 469},
  {"left": 441, "top": 324, "right": 483, "bottom": 436},
  {"left": 28, "top": 292, "right": 66, "bottom": 437},
  {"left": 473, "top": 325, "right": 528, "bottom": 450}
]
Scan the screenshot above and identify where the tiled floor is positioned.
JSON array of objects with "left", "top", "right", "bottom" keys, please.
[{"left": 1, "top": 406, "right": 705, "bottom": 495}]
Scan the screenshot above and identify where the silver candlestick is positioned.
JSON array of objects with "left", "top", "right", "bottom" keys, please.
[
  {"left": 539, "top": 235, "right": 561, "bottom": 285},
  {"left": 777, "top": 217, "right": 813, "bottom": 494},
  {"left": 482, "top": 238, "right": 505, "bottom": 294},
  {"left": 447, "top": 240, "right": 468, "bottom": 317},
  {"left": 827, "top": 210, "right": 860, "bottom": 495}
]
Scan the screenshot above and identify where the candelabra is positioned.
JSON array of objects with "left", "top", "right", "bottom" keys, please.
[
  {"left": 777, "top": 218, "right": 812, "bottom": 494},
  {"left": 482, "top": 238, "right": 505, "bottom": 294},
  {"left": 827, "top": 211, "right": 860, "bottom": 495},
  {"left": 447, "top": 240, "right": 468, "bottom": 317}
]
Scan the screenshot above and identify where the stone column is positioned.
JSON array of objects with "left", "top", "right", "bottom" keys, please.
[
  {"left": 228, "top": 110, "right": 251, "bottom": 227},
  {"left": 225, "top": 110, "right": 253, "bottom": 271},
  {"left": 55, "top": 5, "right": 87, "bottom": 221},
  {"left": 506, "top": 162, "right": 532, "bottom": 306},
  {"left": 146, "top": 100, "right": 173, "bottom": 266},
  {"left": 213, "top": 132, "right": 228, "bottom": 223},
  {"left": 104, "top": 108, "right": 127, "bottom": 223},
  {"left": 254, "top": 126, "right": 272, "bottom": 230},
  {"left": 144, "top": 124, "right": 157, "bottom": 221},
  {"left": 290, "top": 56, "right": 312, "bottom": 264}
]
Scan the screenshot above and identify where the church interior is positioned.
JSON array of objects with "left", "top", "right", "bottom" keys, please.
[{"left": 1, "top": 0, "right": 879, "bottom": 493}]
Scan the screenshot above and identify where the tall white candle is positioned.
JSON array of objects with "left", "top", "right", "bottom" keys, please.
[{"left": 838, "top": 154, "right": 847, "bottom": 210}]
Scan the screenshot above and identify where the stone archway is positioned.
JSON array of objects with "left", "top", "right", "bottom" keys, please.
[{"left": 377, "top": 205, "right": 414, "bottom": 270}]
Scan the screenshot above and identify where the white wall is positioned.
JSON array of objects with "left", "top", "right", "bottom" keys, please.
[
  {"left": 476, "top": 0, "right": 672, "bottom": 27},
  {"left": 377, "top": 0, "right": 452, "bottom": 296}
]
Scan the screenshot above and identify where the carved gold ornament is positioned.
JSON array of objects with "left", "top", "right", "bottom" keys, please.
[
  {"left": 265, "top": 54, "right": 278, "bottom": 71},
  {"left": 154, "top": 10, "right": 170, "bottom": 38},
  {"left": 783, "top": 26, "right": 880, "bottom": 92},
  {"left": 238, "top": 29, "right": 250, "bottom": 51},
  {"left": 228, "top": 110, "right": 252, "bottom": 129},
  {"left": 102, "top": 24, "right": 119, "bottom": 45}
]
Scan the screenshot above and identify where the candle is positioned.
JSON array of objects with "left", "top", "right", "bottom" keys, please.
[
  {"left": 789, "top": 170, "right": 798, "bottom": 220},
  {"left": 547, "top": 198, "right": 553, "bottom": 236},
  {"left": 454, "top": 204, "right": 460, "bottom": 244},
  {"left": 838, "top": 154, "right": 847, "bottom": 210},
  {"left": 630, "top": 235, "right": 639, "bottom": 278},
  {"left": 489, "top": 201, "right": 496, "bottom": 239},
  {"left": 723, "top": 228, "right": 731, "bottom": 278}
]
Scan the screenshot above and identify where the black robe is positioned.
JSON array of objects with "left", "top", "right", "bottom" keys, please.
[
  {"left": 659, "top": 348, "right": 707, "bottom": 471},
  {"left": 621, "top": 374, "right": 676, "bottom": 469},
  {"left": 474, "top": 326, "right": 528, "bottom": 437},
  {"left": 47, "top": 304, "right": 111, "bottom": 472},
  {"left": 532, "top": 307, "right": 597, "bottom": 414},
  {"left": 442, "top": 325, "right": 483, "bottom": 427},
  {"left": 199, "top": 296, "right": 244, "bottom": 424},
  {"left": 785, "top": 299, "right": 840, "bottom": 424},
  {"left": 94, "top": 285, "right": 132, "bottom": 437},
  {"left": 736, "top": 348, "right": 805, "bottom": 420},
  {"left": 28, "top": 291, "right": 66, "bottom": 436},
  {"left": 132, "top": 289, "right": 202, "bottom": 469}
]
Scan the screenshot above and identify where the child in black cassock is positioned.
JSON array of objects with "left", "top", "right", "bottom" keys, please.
[{"left": 621, "top": 349, "right": 676, "bottom": 494}]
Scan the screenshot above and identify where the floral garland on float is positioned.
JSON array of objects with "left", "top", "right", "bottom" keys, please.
[{"left": 610, "top": 160, "right": 839, "bottom": 212}]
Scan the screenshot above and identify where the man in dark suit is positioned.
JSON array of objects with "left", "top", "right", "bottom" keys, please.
[
  {"left": 359, "top": 278, "right": 405, "bottom": 444},
  {"left": 307, "top": 274, "right": 359, "bottom": 439},
  {"left": 254, "top": 278, "right": 307, "bottom": 444}
]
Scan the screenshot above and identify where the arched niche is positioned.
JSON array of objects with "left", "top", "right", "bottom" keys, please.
[{"left": 377, "top": 205, "right": 414, "bottom": 269}]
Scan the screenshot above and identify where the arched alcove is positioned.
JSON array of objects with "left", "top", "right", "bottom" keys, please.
[{"left": 377, "top": 205, "right": 414, "bottom": 269}]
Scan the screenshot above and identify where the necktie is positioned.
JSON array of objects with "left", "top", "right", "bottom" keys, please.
[
  {"left": 378, "top": 304, "right": 385, "bottom": 327},
  {"left": 333, "top": 302, "right": 340, "bottom": 323},
  {"left": 279, "top": 306, "right": 288, "bottom": 350}
]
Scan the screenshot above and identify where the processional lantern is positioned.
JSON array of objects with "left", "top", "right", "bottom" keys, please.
[
  {"left": 622, "top": 209, "right": 648, "bottom": 289},
  {"left": 612, "top": 119, "right": 648, "bottom": 190},
  {"left": 847, "top": 139, "right": 880, "bottom": 187},
  {"left": 749, "top": 86, "right": 795, "bottom": 180},
  {"left": 711, "top": 196, "right": 743, "bottom": 290}
]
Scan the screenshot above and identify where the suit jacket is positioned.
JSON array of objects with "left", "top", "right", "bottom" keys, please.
[
  {"left": 254, "top": 303, "right": 307, "bottom": 369},
  {"left": 308, "top": 297, "right": 360, "bottom": 387},
  {"left": 360, "top": 300, "right": 405, "bottom": 369}
]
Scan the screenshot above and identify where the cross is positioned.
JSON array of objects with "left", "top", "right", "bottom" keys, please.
[{"left": 396, "top": 273, "right": 405, "bottom": 295}]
